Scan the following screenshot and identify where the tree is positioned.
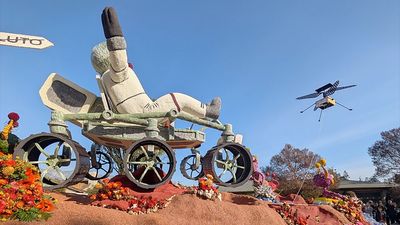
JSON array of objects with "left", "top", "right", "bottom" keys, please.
[
  {"left": 368, "top": 128, "right": 400, "bottom": 178},
  {"left": 339, "top": 170, "right": 350, "bottom": 181},
  {"left": 263, "top": 144, "right": 325, "bottom": 199}
]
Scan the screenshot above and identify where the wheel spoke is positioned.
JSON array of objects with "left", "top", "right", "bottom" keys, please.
[
  {"left": 139, "top": 166, "right": 150, "bottom": 182},
  {"left": 223, "top": 148, "right": 230, "bottom": 161},
  {"left": 29, "top": 160, "right": 48, "bottom": 165},
  {"left": 54, "top": 141, "right": 62, "bottom": 156},
  {"left": 218, "top": 168, "right": 227, "bottom": 178},
  {"left": 229, "top": 168, "right": 237, "bottom": 183},
  {"left": 58, "top": 158, "right": 75, "bottom": 162},
  {"left": 140, "top": 146, "right": 149, "bottom": 159},
  {"left": 186, "top": 162, "right": 191, "bottom": 166},
  {"left": 40, "top": 167, "right": 51, "bottom": 182},
  {"left": 234, "top": 154, "right": 241, "bottom": 161},
  {"left": 54, "top": 166, "right": 67, "bottom": 180},
  {"left": 35, "top": 143, "right": 50, "bottom": 158},
  {"left": 236, "top": 165, "right": 245, "bottom": 169},
  {"left": 190, "top": 170, "right": 194, "bottom": 178},
  {"left": 215, "top": 160, "right": 226, "bottom": 166},
  {"left": 151, "top": 167, "right": 163, "bottom": 181}
]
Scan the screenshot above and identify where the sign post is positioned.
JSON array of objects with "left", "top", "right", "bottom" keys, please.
[{"left": 0, "top": 32, "right": 54, "bottom": 49}]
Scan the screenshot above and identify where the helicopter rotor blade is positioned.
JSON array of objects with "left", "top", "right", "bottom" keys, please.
[
  {"left": 335, "top": 85, "right": 356, "bottom": 91},
  {"left": 296, "top": 92, "right": 321, "bottom": 100},
  {"left": 323, "top": 80, "right": 340, "bottom": 97}
]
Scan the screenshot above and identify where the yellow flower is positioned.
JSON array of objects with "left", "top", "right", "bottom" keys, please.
[
  {"left": 315, "top": 163, "right": 321, "bottom": 169},
  {"left": 319, "top": 159, "right": 327, "bottom": 166},
  {"left": 2, "top": 166, "right": 15, "bottom": 176}
]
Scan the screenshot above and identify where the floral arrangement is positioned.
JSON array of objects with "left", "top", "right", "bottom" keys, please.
[
  {"left": 313, "top": 159, "right": 367, "bottom": 224},
  {"left": 273, "top": 202, "right": 310, "bottom": 225},
  {"left": 0, "top": 112, "right": 20, "bottom": 154},
  {"left": 191, "top": 174, "right": 222, "bottom": 201},
  {"left": 0, "top": 153, "right": 56, "bottom": 222},
  {"left": 313, "top": 159, "right": 344, "bottom": 200},
  {"left": 89, "top": 178, "right": 170, "bottom": 214},
  {"left": 254, "top": 184, "right": 278, "bottom": 203},
  {"left": 331, "top": 196, "right": 367, "bottom": 224},
  {"left": 251, "top": 156, "right": 279, "bottom": 203}
]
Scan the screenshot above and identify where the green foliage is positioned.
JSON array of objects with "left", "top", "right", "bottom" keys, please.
[
  {"left": 11, "top": 208, "right": 52, "bottom": 222},
  {"left": 0, "top": 139, "right": 9, "bottom": 153}
]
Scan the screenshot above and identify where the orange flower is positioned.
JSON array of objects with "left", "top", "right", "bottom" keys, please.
[
  {"left": 0, "top": 179, "right": 8, "bottom": 185},
  {"left": 15, "top": 201, "right": 24, "bottom": 209},
  {"left": 100, "top": 193, "right": 108, "bottom": 200},
  {"left": 89, "top": 195, "right": 97, "bottom": 200},
  {"left": 112, "top": 182, "right": 122, "bottom": 188},
  {"left": 106, "top": 183, "right": 113, "bottom": 189},
  {"left": 36, "top": 199, "right": 55, "bottom": 212}
]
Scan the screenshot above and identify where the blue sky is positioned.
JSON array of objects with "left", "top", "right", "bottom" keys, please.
[{"left": 1, "top": 0, "right": 399, "bottom": 185}]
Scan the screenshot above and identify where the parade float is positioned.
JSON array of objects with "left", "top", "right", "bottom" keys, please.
[{"left": 0, "top": 6, "right": 375, "bottom": 225}]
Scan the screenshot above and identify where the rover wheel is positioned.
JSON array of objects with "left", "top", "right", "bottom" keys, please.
[
  {"left": 123, "top": 138, "right": 176, "bottom": 189},
  {"left": 180, "top": 155, "right": 204, "bottom": 180},
  {"left": 86, "top": 150, "right": 113, "bottom": 180},
  {"left": 13, "top": 133, "right": 90, "bottom": 190},
  {"left": 203, "top": 143, "right": 253, "bottom": 187}
]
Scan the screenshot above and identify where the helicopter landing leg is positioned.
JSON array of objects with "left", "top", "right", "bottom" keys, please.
[
  {"left": 318, "top": 109, "right": 323, "bottom": 122},
  {"left": 300, "top": 103, "right": 316, "bottom": 113},
  {"left": 336, "top": 101, "right": 352, "bottom": 111}
]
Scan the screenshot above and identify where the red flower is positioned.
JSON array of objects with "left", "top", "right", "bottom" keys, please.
[
  {"left": 0, "top": 200, "right": 6, "bottom": 213},
  {"left": 1, "top": 160, "right": 16, "bottom": 167},
  {"left": 8, "top": 112, "right": 20, "bottom": 121},
  {"left": 23, "top": 194, "right": 35, "bottom": 203}
]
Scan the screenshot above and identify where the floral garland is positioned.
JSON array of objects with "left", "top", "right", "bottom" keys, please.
[
  {"left": 273, "top": 202, "right": 310, "bottom": 225},
  {"left": 0, "top": 153, "right": 56, "bottom": 222},
  {"left": 190, "top": 174, "right": 222, "bottom": 201},
  {"left": 0, "top": 112, "right": 20, "bottom": 154},
  {"left": 89, "top": 178, "right": 171, "bottom": 214}
]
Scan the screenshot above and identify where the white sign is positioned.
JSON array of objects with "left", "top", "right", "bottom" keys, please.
[{"left": 0, "top": 32, "right": 53, "bottom": 49}]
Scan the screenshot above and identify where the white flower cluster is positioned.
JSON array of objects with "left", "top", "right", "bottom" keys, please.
[{"left": 194, "top": 189, "right": 222, "bottom": 201}]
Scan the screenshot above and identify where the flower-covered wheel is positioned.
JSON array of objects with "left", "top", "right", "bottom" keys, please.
[
  {"left": 203, "top": 143, "right": 253, "bottom": 187},
  {"left": 180, "top": 155, "right": 204, "bottom": 180},
  {"left": 13, "top": 133, "right": 90, "bottom": 190},
  {"left": 123, "top": 138, "right": 176, "bottom": 189},
  {"left": 86, "top": 146, "right": 113, "bottom": 180}
]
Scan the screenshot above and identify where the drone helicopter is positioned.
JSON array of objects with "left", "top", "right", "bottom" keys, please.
[{"left": 296, "top": 80, "right": 356, "bottom": 121}]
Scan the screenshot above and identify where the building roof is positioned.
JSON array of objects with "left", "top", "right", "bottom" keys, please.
[{"left": 336, "top": 180, "right": 399, "bottom": 190}]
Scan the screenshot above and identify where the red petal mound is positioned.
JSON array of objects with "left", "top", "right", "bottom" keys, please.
[
  {"left": 90, "top": 175, "right": 186, "bottom": 214},
  {"left": 109, "top": 175, "right": 186, "bottom": 199}
]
